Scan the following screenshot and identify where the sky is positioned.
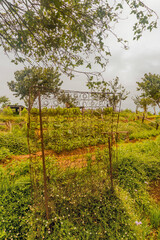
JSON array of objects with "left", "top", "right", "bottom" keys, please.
[{"left": 0, "top": 0, "right": 160, "bottom": 111}]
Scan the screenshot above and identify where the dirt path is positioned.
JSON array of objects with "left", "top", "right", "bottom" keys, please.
[
  {"left": 1, "top": 136, "right": 159, "bottom": 169},
  {"left": 9, "top": 136, "right": 158, "bottom": 160},
  {"left": 1, "top": 144, "right": 105, "bottom": 169}
]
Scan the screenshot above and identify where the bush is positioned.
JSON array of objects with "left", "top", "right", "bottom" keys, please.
[
  {"left": 2, "top": 107, "right": 13, "bottom": 116},
  {"left": 0, "top": 133, "right": 28, "bottom": 155},
  {"left": 0, "top": 147, "right": 11, "bottom": 162},
  {"left": 103, "top": 107, "right": 113, "bottom": 115},
  {"left": 21, "top": 108, "right": 28, "bottom": 116}
]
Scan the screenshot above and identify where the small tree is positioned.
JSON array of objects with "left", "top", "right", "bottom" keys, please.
[
  {"left": 8, "top": 66, "right": 62, "bottom": 220},
  {"left": 8, "top": 67, "right": 62, "bottom": 109},
  {"left": 0, "top": 96, "right": 10, "bottom": 108},
  {"left": 57, "top": 91, "right": 78, "bottom": 108},
  {"left": 132, "top": 95, "right": 141, "bottom": 113},
  {"left": 107, "top": 77, "right": 129, "bottom": 111},
  {"left": 132, "top": 95, "right": 153, "bottom": 114},
  {"left": 139, "top": 97, "right": 153, "bottom": 114},
  {"left": 88, "top": 77, "right": 129, "bottom": 111},
  {"left": 137, "top": 73, "right": 160, "bottom": 108}
]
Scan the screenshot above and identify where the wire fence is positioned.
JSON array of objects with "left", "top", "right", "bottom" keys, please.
[{"left": 27, "top": 90, "right": 121, "bottom": 220}]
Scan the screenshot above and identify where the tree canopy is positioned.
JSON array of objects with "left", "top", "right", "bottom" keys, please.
[
  {"left": 7, "top": 67, "right": 62, "bottom": 107},
  {"left": 0, "top": 96, "right": 10, "bottom": 108},
  {"left": 0, "top": 0, "right": 157, "bottom": 78},
  {"left": 88, "top": 76, "right": 129, "bottom": 110},
  {"left": 137, "top": 73, "right": 160, "bottom": 108},
  {"left": 107, "top": 77, "right": 129, "bottom": 111},
  {"left": 133, "top": 96, "right": 153, "bottom": 113}
]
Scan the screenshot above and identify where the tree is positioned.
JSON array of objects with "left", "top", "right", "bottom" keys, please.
[
  {"left": 57, "top": 91, "right": 78, "bottom": 108},
  {"left": 8, "top": 67, "right": 62, "bottom": 108},
  {"left": 133, "top": 94, "right": 155, "bottom": 114},
  {"left": 7, "top": 66, "right": 62, "bottom": 220},
  {"left": 137, "top": 73, "right": 160, "bottom": 108},
  {"left": 0, "top": 1, "right": 157, "bottom": 78},
  {"left": 138, "top": 97, "right": 153, "bottom": 114},
  {"left": 107, "top": 77, "right": 129, "bottom": 111},
  {"left": 150, "top": 99, "right": 157, "bottom": 115},
  {"left": 132, "top": 95, "right": 141, "bottom": 113},
  {"left": 0, "top": 96, "right": 10, "bottom": 108},
  {"left": 88, "top": 76, "right": 129, "bottom": 111}
]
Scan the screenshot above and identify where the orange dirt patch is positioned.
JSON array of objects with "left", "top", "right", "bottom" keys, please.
[
  {"left": 1, "top": 136, "right": 159, "bottom": 169},
  {"left": 1, "top": 145, "right": 105, "bottom": 169}
]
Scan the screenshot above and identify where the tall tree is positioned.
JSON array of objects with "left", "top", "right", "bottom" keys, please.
[
  {"left": 0, "top": 1, "right": 157, "bottom": 79},
  {"left": 137, "top": 73, "right": 160, "bottom": 108},
  {"left": 8, "top": 67, "right": 62, "bottom": 108}
]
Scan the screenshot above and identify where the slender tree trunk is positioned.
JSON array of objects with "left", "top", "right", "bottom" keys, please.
[
  {"left": 27, "top": 89, "right": 33, "bottom": 201},
  {"left": 38, "top": 90, "right": 49, "bottom": 220}
]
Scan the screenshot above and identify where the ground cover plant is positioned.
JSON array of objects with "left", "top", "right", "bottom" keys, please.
[
  {"left": 0, "top": 113, "right": 29, "bottom": 163},
  {"left": 0, "top": 161, "right": 31, "bottom": 239}
]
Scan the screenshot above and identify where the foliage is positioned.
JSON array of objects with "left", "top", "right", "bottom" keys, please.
[
  {"left": 1, "top": 108, "right": 160, "bottom": 239},
  {"left": 132, "top": 95, "right": 141, "bottom": 112},
  {"left": 107, "top": 77, "right": 129, "bottom": 110},
  {"left": 88, "top": 77, "right": 129, "bottom": 110},
  {"left": 26, "top": 157, "right": 137, "bottom": 240},
  {"left": 0, "top": 133, "right": 28, "bottom": 155},
  {"left": 2, "top": 107, "right": 13, "bottom": 116},
  {"left": 27, "top": 108, "right": 160, "bottom": 153},
  {"left": 137, "top": 73, "right": 160, "bottom": 108},
  {"left": 0, "top": 147, "right": 11, "bottom": 162},
  {"left": 0, "top": 163, "right": 31, "bottom": 240},
  {"left": 132, "top": 95, "right": 153, "bottom": 113},
  {"left": 129, "top": 129, "right": 159, "bottom": 140},
  {"left": 8, "top": 66, "right": 62, "bottom": 108},
  {"left": 0, "top": 1, "right": 157, "bottom": 78},
  {"left": 1, "top": 124, "right": 160, "bottom": 238},
  {"left": 0, "top": 96, "right": 10, "bottom": 108},
  {"left": 57, "top": 91, "right": 78, "bottom": 108},
  {"left": 21, "top": 108, "right": 28, "bottom": 116}
]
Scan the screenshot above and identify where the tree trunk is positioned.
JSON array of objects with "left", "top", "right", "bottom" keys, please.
[{"left": 38, "top": 91, "right": 49, "bottom": 220}]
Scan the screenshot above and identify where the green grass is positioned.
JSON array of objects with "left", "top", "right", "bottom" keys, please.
[{"left": 0, "top": 162, "right": 31, "bottom": 240}]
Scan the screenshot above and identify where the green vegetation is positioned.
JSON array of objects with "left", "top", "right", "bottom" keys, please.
[
  {"left": 1, "top": 109, "right": 160, "bottom": 239},
  {"left": 0, "top": 1, "right": 157, "bottom": 74}
]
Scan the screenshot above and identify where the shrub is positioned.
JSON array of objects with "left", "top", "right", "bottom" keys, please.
[
  {"left": 2, "top": 107, "right": 13, "bottom": 116},
  {"left": 21, "top": 108, "right": 28, "bottom": 116},
  {"left": 0, "top": 133, "right": 28, "bottom": 155},
  {"left": 0, "top": 147, "right": 11, "bottom": 162},
  {"left": 103, "top": 107, "right": 113, "bottom": 115}
]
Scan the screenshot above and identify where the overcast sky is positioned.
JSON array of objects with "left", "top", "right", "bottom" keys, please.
[{"left": 0, "top": 0, "right": 160, "bottom": 111}]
